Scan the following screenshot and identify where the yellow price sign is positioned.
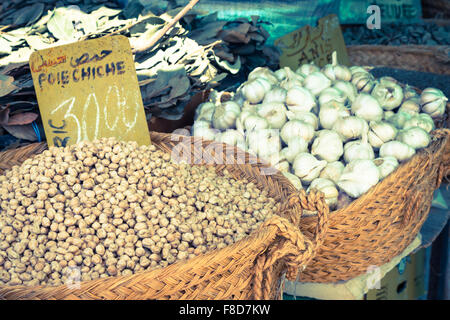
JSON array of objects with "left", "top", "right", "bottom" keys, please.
[
  {"left": 275, "top": 14, "right": 350, "bottom": 70},
  {"left": 29, "top": 35, "right": 151, "bottom": 147}
]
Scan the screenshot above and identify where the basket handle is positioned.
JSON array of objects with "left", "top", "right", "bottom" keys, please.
[{"left": 252, "top": 191, "right": 329, "bottom": 299}]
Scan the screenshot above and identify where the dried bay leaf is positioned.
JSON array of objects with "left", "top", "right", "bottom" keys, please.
[
  {"left": 0, "top": 74, "right": 18, "bottom": 97},
  {"left": 47, "top": 8, "right": 76, "bottom": 40}
]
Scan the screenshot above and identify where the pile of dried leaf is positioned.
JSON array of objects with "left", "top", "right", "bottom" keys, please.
[{"left": 0, "top": 0, "right": 279, "bottom": 150}]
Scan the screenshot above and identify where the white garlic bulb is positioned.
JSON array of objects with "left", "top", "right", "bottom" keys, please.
[
  {"left": 263, "top": 87, "right": 287, "bottom": 104},
  {"left": 403, "top": 113, "right": 435, "bottom": 133},
  {"left": 247, "top": 67, "right": 278, "bottom": 85},
  {"left": 318, "top": 101, "right": 350, "bottom": 130},
  {"left": 274, "top": 68, "right": 288, "bottom": 82},
  {"left": 403, "top": 85, "right": 418, "bottom": 100},
  {"left": 318, "top": 87, "right": 347, "bottom": 106},
  {"left": 192, "top": 126, "right": 218, "bottom": 141},
  {"left": 384, "top": 111, "right": 395, "bottom": 121},
  {"left": 386, "top": 111, "right": 412, "bottom": 129},
  {"left": 292, "top": 153, "right": 327, "bottom": 184},
  {"left": 235, "top": 108, "right": 255, "bottom": 134},
  {"left": 371, "top": 78, "right": 404, "bottom": 110},
  {"left": 396, "top": 127, "right": 431, "bottom": 150},
  {"left": 343, "top": 139, "right": 375, "bottom": 163},
  {"left": 285, "top": 86, "right": 317, "bottom": 113},
  {"left": 257, "top": 102, "right": 288, "bottom": 129},
  {"left": 319, "top": 161, "right": 345, "bottom": 184},
  {"left": 332, "top": 116, "right": 369, "bottom": 142},
  {"left": 367, "top": 121, "right": 398, "bottom": 149},
  {"left": 212, "top": 101, "right": 241, "bottom": 130},
  {"left": 379, "top": 141, "right": 416, "bottom": 162},
  {"left": 281, "top": 138, "right": 309, "bottom": 163},
  {"left": 398, "top": 97, "right": 421, "bottom": 116},
  {"left": 195, "top": 102, "right": 216, "bottom": 119},
  {"left": 351, "top": 93, "right": 384, "bottom": 122},
  {"left": 337, "top": 159, "right": 380, "bottom": 198},
  {"left": 241, "top": 78, "right": 268, "bottom": 104},
  {"left": 333, "top": 80, "right": 358, "bottom": 103},
  {"left": 350, "top": 66, "right": 369, "bottom": 75},
  {"left": 280, "top": 120, "right": 315, "bottom": 145},
  {"left": 285, "top": 111, "right": 319, "bottom": 130},
  {"left": 296, "top": 63, "right": 320, "bottom": 77},
  {"left": 192, "top": 119, "right": 212, "bottom": 130},
  {"left": 244, "top": 114, "right": 269, "bottom": 132},
  {"left": 373, "top": 157, "right": 399, "bottom": 180},
  {"left": 351, "top": 72, "right": 375, "bottom": 93},
  {"left": 321, "top": 54, "right": 352, "bottom": 82},
  {"left": 216, "top": 129, "right": 246, "bottom": 150},
  {"left": 307, "top": 178, "right": 339, "bottom": 209},
  {"left": 246, "top": 129, "right": 281, "bottom": 159},
  {"left": 282, "top": 171, "right": 303, "bottom": 190},
  {"left": 266, "top": 152, "right": 290, "bottom": 173},
  {"left": 311, "top": 130, "right": 344, "bottom": 162},
  {"left": 420, "top": 87, "right": 448, "bottom": 118},
  {"left": 304, "top": 71, "right": 332, "bottom": 96}
]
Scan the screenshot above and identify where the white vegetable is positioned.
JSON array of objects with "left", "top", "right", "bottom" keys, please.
[
  {"left": 351, "top": 72, "right": 375, "bottom": 93},
  {"left": 373, "top": 157, "right": 399, "bottom": 180},
  {"left": 244, "top": 114, "right": 269, "bottom": 132},
  {"left": 286, "top": 111, "right": 319, "bottom": 130},
  {"left": 371, "top": 78, "right": 404, "bottom": 110},
  {"left": 307, "top": 178, "right": 339, "bottom": 208},
  {"left": 247, "top": 67, "right": 278, "bottom": 85},
  {"left": 281, "top": 138, "right": 309, "bottom": 163},
  {"left": 304, "top": 71, "right": 332, "bottom": 96},
  {"left": 398, "top": 97, "right": 421, "bottom": 116},
  {"left": 343, "top": 139, "right": 375, "bottom": 163},
  {"left": 420, "top": 87, "right": 448, "bottom": 118},
  {"left": 337, "top": 159, "right": 380, "bottom": 198},
  {"left": 333, "top": 80, "right": 358, "bottom": 103},
  {"left": 379, "top": 141, "right": 416, "bottom": 162},
  {"left": 332, "top": 116, "right": 369, "bottom": 142},
  {"left": 282, "top": 172, "right": 303, "bottom": 190},
  {"left": 241, "top": 79, "right": 268, "bottom": 104},
  {"left": 367, "top": 121, "right": 398, "bottom": 149},
  {"left": 319, "top": 161, "right": 345, "bottom": 184},
  {"left": 266, "top": 152, "right": 290, "bottom": 173},
  {"left": 311, "top": 130, "right": 344, "bottom": 162},
  {"left": 216, "top": 129, "right": 246, "bottom": 150},
  {"left": 257, "top": 102, "right": 287, "bottom": 129},
  {"left": 292, "top": 153, "right": 327, "bottom": 184},
  {"left": 318, "top": 101, "right": 350, "bottom": 130},
  {"left": 285, "top": 86, "right": 317, "bottom": 113},
  {"left": 212, "top": 101, "right": 241, "bottom": 130},
  {"left": 280, "top": 120, "right": 315, "bottom": 145},
  {"left": 246, "top": 129, "right": 281, "bottom": 159},
  {"left": 318, "top": 87, "right": 347, "bottom": 106},
  {"left": 386, "top": 111, "right": 412, "bottom": 129},
  {"left": 396, "top": 127, "right": 431, "bottom": 150},
  {"left": 351, "top": 93, "right": 384, "bottom": 122},
  {"left": 195, "top": 102, "right": 216, "bottom": 119},
  {"left": 236, "top": 108, "right": 255, "bottom": 134},
  {"left": 192, "top": 126, "right": 217, "bottom": 141},
  {"left": 296, "top": 63, "right": 320, "bottom": 77},
  {"left": 403, "top": 113, "right": 435, "bottom": 133},
  {"left": 263, "top": 87, "right": 287, "bottom": 104}
]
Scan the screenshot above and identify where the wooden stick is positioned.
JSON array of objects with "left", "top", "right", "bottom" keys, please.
[{"left": 132, "top": 0, "right": 200, "bottom": 54}]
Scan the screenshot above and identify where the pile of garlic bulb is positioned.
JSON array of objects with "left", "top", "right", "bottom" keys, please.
[{"left": 191, "top": 54, "right": 448, "bottom": 211}]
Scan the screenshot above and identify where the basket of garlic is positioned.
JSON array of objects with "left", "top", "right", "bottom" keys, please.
[
  {"left": 0, "top": 133, "right": 329, "bottom": 299},
  {"left": 190, "top": 56, "right": 449, "bottom": 283}
]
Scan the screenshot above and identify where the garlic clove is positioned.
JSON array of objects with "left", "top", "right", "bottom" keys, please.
[
  {"left": 311, "top": 130, "right": 344, "bottom": 163},
  {"left": 420, "top": 87, "right": 448, "bottom": 118},
  {"left": 373, "top": 156, "right": 399, "bottom": 180},
  {"left": 292, "top": 153, "right": 327, "bottom": 184},
  {"left": 396, "top": 127, "right": 431, "bottom": 150},
  {"left": 212, "top": 101, "right": 241, "bottom": 130},
  {"left": 337, "top": 159, "right": 380, "bottom": 198},
  {"left": 371, "top": 79, "right": 404, "bottom": 110},
  {"left": 304, "top": 71, "right": 332, "bottom": 96},
  {"left": 280, "top": 120, "right": 315, "bottom": 145},
  {"left": 319, "top": 161, "right": 345, "bottom": 184},
  {"left": 351, "top": 93, "right": 384, "bottom": 122},
  {"left": 282, "top": 171, "right": 303, "bottom": 190},
  {"left": 307, "top": 178, "right": 339, "bottom": 209},
  {"left": 257, "top": 102, "right": 288, "bottom": 129},
  {"left": 379, "top": 140, "right": 416, "bottom": 162}
]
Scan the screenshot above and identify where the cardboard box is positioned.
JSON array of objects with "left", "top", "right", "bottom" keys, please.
[{"left": 365, "top": 247, "right": 429, "bottom": 300}]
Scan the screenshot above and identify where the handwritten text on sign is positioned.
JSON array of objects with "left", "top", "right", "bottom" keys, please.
[
  {"left": 30, "top": 35, "right": 150, "bottom": 147},
  {"left": 275, "top": 14, "right": 350, "bottom": 70}
]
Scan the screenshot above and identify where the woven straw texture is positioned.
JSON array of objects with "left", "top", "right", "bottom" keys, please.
[
  {"left": 347, "top": 45, "right": 450, "bottom": 75},
  {"left": 0, "top": 131, "right": 329, "bottom": 300},
  {"left": 297, "top": 129, "right": 449, "bottom": 283},
  {"left": 422, "top": 0, "right": 450, "bottom": 19}
]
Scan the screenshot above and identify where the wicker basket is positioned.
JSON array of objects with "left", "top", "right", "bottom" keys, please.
[
  {"left": 421, "top": 0, "right": 450, "bottom": 19},
  {"left": 347, "top": 45, "right": 450, "bottom": 75},
  {"left": 297, "top": 129, "right": 449, "bottom": 283},
  {"left": 0, "top": 131, "right": 329, "bottom": 300}
]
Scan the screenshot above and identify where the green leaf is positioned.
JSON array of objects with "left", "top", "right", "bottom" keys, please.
[{"left": 47, "top": 9, "right": 76, "bottom": 40}]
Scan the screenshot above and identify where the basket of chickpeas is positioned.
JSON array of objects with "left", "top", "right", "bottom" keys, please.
[{"left": 0, "top": 132, "right": 328, "bottom": 300}]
